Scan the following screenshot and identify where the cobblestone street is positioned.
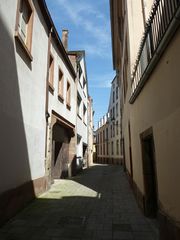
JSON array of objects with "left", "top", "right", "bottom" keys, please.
[{"left": 0, "top": 165, "right": 159, "bottom": 240}]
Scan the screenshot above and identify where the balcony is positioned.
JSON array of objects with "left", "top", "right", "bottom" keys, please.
[{"left": 130, "top": 0, "right": 180, "bottom": 104}]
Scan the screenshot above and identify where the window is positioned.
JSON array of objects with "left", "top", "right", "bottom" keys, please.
[
  {"left": 103, "top": 143, "right": 105, "bottom": 155},
  {"left": 106, "top": 142, "right": 109, "bottom": 155},
  {"left": 116, "top": 140, "right": 119, "bottom": 155},
  {"left": 48, "top": 54, "right": 54, "bottom": 91},
  {"left": 58, "top": 68, "right": 64, "bottom": 101},
  {"left": 116, "top": 121, "right": 119, "bottom": 135},
  {"left": 116, "top": 86, "right": 118, "bottom": 99},
  {"left": 83, "top": 77, "right": 86, "bottom": 89},
  {"left": 113, "top": 107, "right": 115, "bottom": 118},
  {"left": 66, "top": 81, "right": 71, "bottom": 109},
  {"left": 78, "top": 64, "right": 82, "bottom": 79},
  {"left": 83, "top": 104, "right": 87, "bottom": 124},
  {"left": 106, "top": 128, "right": 108, "bottom": 140},
  {"left": 77, "top": 93, "right": 82, "bottom": 117},
  {"left": 15, "top": 0, "right": 34, "bottom": 60},
  {"left": 113, "top": 124, "right": 115, "bottom": 137},
  {"left": 111, "top": 142, "right": 114, "bottom": 155},
  {"left": 113, "top": 91, "right": 115, "bottom": 103},
  {"left": 116, "top": 103, "right": 118, "bottom": 116},
  {"left": 103, "top": 130, "right": 105, "bottom": 142}
]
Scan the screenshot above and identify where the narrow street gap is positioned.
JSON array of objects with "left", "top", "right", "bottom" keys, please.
[{"left": 0, "top": 165, "right": 159, "bottom": 240}]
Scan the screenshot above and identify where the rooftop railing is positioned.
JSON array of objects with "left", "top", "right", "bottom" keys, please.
[{"left": 130, "top": 0, "right": 180, "bottom": 103}]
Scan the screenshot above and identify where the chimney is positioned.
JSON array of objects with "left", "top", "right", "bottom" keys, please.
[{"left": 62, "top": 29, "right": 68, "bottom": 51}]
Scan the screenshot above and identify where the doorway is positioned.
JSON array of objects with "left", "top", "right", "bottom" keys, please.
[
  {"left": 52, "top": 123, "right": 70, "bottom": 180},
  {"left": 141, "top": 128, "right": 158, "bottom": 218},
  {"left": 128, "top": 122, "right": 133, "bottom": 180}
]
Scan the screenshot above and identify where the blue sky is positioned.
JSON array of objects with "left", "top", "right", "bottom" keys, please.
[{"left": 45, "top": 0, "right": 115, "bottom": 128}]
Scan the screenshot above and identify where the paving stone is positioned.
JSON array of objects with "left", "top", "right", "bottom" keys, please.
[
  {"left": 113, "top": 231, "right": 134, "bottom": 239},
  {"left": 0, "top": 165, "right": 159, "bottom": 240}
]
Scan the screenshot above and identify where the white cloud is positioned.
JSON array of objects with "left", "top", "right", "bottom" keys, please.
[
  {"left": 89, "top": 72, "right": 115, "bottom": 88},
  {"left": 80, "top": 43, "right": 110, "bottom": 59},
  {"left": 55, "top": 0, "right": 111, "bottom": 57}
]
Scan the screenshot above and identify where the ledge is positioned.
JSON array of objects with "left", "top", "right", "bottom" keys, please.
[
  {"left": 48, "top": 83, "right": 54, "bottom": 94},
  {"left": 58, "top": 94, "right": 64, "bottom": 103},
  {"left": 77, "top": 114, "right": 82, "bottom": 120},
  {"left": 66, "top": 103, "right": 71, "bottom": 110}
]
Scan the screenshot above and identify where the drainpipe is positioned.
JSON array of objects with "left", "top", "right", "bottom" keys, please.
[
  {"left": 45, "top": 27, "right": 53, "bottom": 186},
  {"left": 141, "top": 0, "right": 146, "bottom": 28}
]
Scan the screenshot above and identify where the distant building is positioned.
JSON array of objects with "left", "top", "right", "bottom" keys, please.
[
  {"left": 110, "top": 0, "right": 180, "bottom": 239},
  {"left": 96, "top": 115, "right": 109, "bottom": 164},
  {"left": 96, "top": 77, "right": 122, "bottom": 164}
]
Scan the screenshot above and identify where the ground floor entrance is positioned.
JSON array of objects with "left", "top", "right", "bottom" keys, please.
[{"left": 141, "top": 128, "right": 158, "bottom": 218}]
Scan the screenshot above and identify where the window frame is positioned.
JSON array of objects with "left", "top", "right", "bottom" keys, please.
[
  {"left": 83, "top": 104, "right": 87, "bottom": 125},
  {"left": 58, "top": 67, "right": 64, "bottom": 102},
  {"left": 116, "top": 140, "right": 119, "bottom": 155},
  {"left": 48, "top": 53, "right": 55, "bottom": 92},
  {"left": 66, "top": 80, "right": 71, "bottom": 110},
  {"left": 77, "top": 92, "right": 82, "bottom": 118},
  {"left": 116, "top": 103, "right": 118, "bottom": 116},
  {"left": 116, "top": 86, "right": 118, "bottom": 99},
  {"left": 111, "top": 141, "right": 114, "bottom": 155},
  {"left": 15, "top": 0, "right": 34, "bottom": 61}
]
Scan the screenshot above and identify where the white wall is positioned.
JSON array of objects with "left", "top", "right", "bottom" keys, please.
[
  {"left": 76, "top": 56, "right": 88, "bottom": 154},
  {"left": 48, "top": 42, "right": 76, "bottom": 127},
  {"left": 0, "top": 0, "right": 47, "bottom": 192}
]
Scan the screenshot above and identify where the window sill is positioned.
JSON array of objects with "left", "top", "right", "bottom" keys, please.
[
  {"left": 58, "top": 94, "right": 64, "bottom": 103},
  {"left": 14, "top": 31, "right": 33, "bottom": 62},
  {"left": 49, "top": 83, "right": 54, "bottom": 94},
  {"left": 77, "top": 114, "right": 82, "bottom": 120},
  {"left": 66, "top": 103, "right": 71, "bottom": 110}
]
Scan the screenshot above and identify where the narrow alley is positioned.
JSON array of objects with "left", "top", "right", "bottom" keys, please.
[{"left": 0, "top": 165, "right": 159, "bottom": 240}]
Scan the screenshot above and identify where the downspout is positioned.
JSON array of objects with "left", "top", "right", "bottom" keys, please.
[
  {"left": 45, "top": 27, "right": 53, "bottom": 184},
  {"left": 141, "top": 0, "right": 146, "bottom": 28}
]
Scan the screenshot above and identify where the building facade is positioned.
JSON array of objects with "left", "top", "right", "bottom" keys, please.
[
  {"left": 68, "top": 50, "right": 89, "bottom": 170},
  {"left": 0, "top": 0, "right": 93, "bottom": 225},
  {"left": 87, "top": 96, "right": 94, "bottom": 167},
  {"left": 110, "top": 0, "right": 180, "bottom": 239},
  {"left": 96, "top": 77, "right": 122, "bottom": 164},
  {"left": 45, "top": 28, "right": 77, "bottom": 184},
  {"left": 0, "top": 0, "right": 48, "bottom": 225}
]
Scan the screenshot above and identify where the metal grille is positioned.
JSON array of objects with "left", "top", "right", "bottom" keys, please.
[{"left": 130, "top": 0, "right": 180, "bottom": 102}]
